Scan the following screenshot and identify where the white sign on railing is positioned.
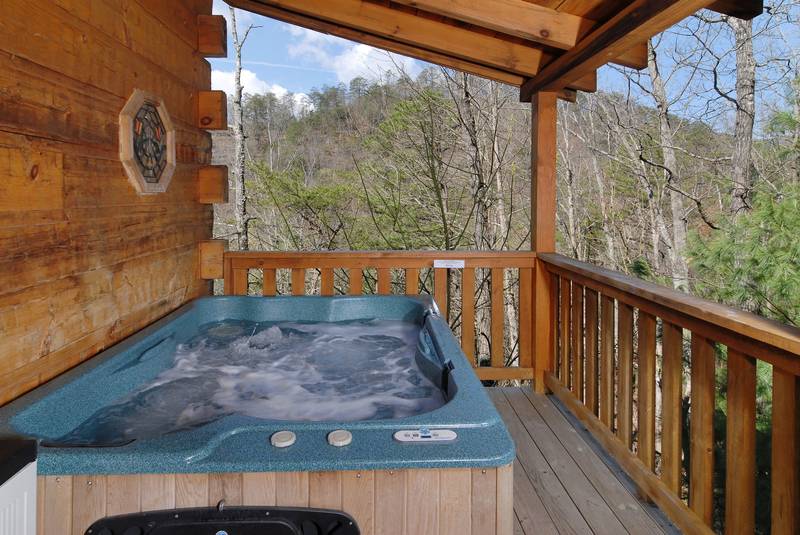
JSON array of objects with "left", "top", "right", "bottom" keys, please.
[{"left": 433, "top": 259, "right": 466, "bottom": 269}]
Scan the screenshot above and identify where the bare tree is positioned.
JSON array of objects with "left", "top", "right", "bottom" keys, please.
[
  {"left": 229, "top": 7, "right": 260, "bottom": 250},
  {"left": 729, "top": 17, "right": 756, "bottom": 215}
]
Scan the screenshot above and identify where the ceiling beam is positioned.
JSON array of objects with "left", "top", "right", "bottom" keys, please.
[
  {"left": 520, "top": 0, "right": 717, "bottom": 102},
  {"left": 708, "top": 0, "right": 763, "bottom": 20},
  {"left": 392, "top": 0, "right": 647, "bottom": 69},
  {"left": 231, "top": 0, "right": 552, "bottom": 77}
]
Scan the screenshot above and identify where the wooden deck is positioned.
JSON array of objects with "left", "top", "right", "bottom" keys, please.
[{"left": 488, "top": 387, "right": 678, "bottom": 535}]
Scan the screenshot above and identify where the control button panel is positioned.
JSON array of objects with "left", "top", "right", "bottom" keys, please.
[{"left": 393, "top": 428, "right": 457, "bottom": 443}]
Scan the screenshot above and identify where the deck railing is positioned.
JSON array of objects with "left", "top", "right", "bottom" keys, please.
[
  {"left": 221, "top": 250, "right": 536, "bottom": 382},
  {"left": 538, "top": 252, "right": 800, "bottom": 535}
]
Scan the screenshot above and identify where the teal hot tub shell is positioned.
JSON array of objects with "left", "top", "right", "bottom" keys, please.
[{"left": 0, "top": 296, "right": 514, "bottom": 475}]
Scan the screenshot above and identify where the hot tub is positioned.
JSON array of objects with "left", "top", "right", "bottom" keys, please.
[{"left": 0, "top": 296, "right": 514, "bottom": 535}]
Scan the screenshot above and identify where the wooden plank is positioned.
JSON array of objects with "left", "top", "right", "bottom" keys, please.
[
  {"left": 276, "top": 472, "right": 309, "bottom": 507},
  {"left": 291, "top": 268, "right": 305, "bottom": 296},
  {"left": 405, "top": 268, "right": 419, "bottom": 295},
  {"left": 510, "top": 459, "right": 559, "bottom": 535},
  {"left": 724, "top": 350, "right": 756, "bottom": 534},
  {"left": 106, "top": 475, "right": 140, "bottom": 515},
  {"left": 637, "top": 312, "right": 656, "bottom": 471},
  {"left": 771, "top": 368, "right": 799, "bottom": 535},
  {"left": 599, "top": 295, "right": 615, "bottom": 427},
  {"left": 141, "top": 474, "right": 175, "bottom": 510},
  {"left": 496, "top": 464, "right": 514, "bottom": 535},
  {"left": 309, "top": 472, "right": 342, "bottom": 509},
  {"left": 533, "top": 260, "right": 554, "bottom": 393},
  {"left": 377, "top": 267, "right": 391, "bottom": 295},
  {"left": 439, "top": 469, "right": 471, "bottom": 535},
  {"left": 558, "top": 277, "right": 570, "bottom": 383},
  {"left": 471, "top": 468, "right": 496, "bottom": 535},
  {"left": 518, "top": 267, "right": 532, "bottom": 371},
  {"left": 544, "top": 374, "right": 715, "bottom": 535},
  {"left": 570, "top": 282, "right": 584, "bottom": 401},
  {"left": 661, "top": 321, "right": 683, "bottom": 494},
  {"left": 342, "top": 471, "right": 375, "bottom": 535},
  {"left": 491, "top": 267, "right": 505, "bottom": 369},
  {"left": 520, "top": 0, "right": 717, "bottom": 99},
  {"left": 709, "top": 0, "right": 763, "bottom": 19},
  {"left": 349, "top": 268, "right": 363, "bottom": 295},
  {"left": 209, "top": 473, "right": 243, "bottom": 506},
  {"left": 199, "top": 239, "right": 225, "bottom": 279},
  {"left": 197, "top": 165, "right": 229, "bottom": 203},
  {"left": 41, "top": 476, "right": 72, "bottom": 535},
  {"left": 503, "top": 388, "right": 627, "bottom": 534},
  {"left": 227, "top": 0, "right": 549, "bottom": 77},
  {"left": 617, "top": 303, "right": 634, "bottom": 448},
  {"left": 584, "top": 288, "right": 599, "bottom": 415},
  {"left": 689, "top": 333, "right": 716, "bottom": 525},
  {"left": 539, "top": 253, "right": 800, "bottom": 372},
  {"left": 228, "top": 250, "right": 536, "bottom": 267},
  {"left": 242, "top": 473, "right": 276, "bottom": 505},
  {"left": 197, "top": 90, "right": 227, "bottom": 130},
  {"left": 197, "top": 14, "right": 227, "bottom": 57},
  {"left": 523, "top": 388, "right": 663, "bottom": 533},
  {"left": 176, "top": 473, "right": 209, "bottom": 507},
  {"left": 375, "top": 470, "right": 405, "bottom": 535},
  {"left": 462, "top": 267, "right": 476, "bottom": 363},
  {"left": 475, "top": 367, "right": 534, "bottom": 381},
  {"left": 488, "top": 389, "right": 592, "bottom": 534},
  {"left": 72, "top": 476, "right": 106, "bottom": 535},
  {"left": 435, "top": 267, "right": 448, "bottom": 321},
  {"left": 262, "top": 269, "right": 277, "bottom": 296},
  {"left": 321, "top": 268, "right": 335, "bottom": 296},
  {"left": 232, "top": 268, "right": 249, "bottom": 295}
]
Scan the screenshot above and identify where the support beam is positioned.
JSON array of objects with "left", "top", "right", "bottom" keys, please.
[
  {"left": 197, "top": 166, "right": 229, "bottom": 204},
  {"left": 391, "top": 0, "right": 647, "bottom": 69},
  {"left": 197, "top": 15, "right": 228, "bottom": 57},
  {"left": 709, "top": 0, "right": 763, "bottom": 19},
  {"left": 228, "top": 0, "right": 550, "bottom": 77},
  {"left": 531, "top": 92, "right": 558, "bottom": 392},
  {"left": 520, "top": 0, "right": 716, "bottom": 101},
  {"left": 199, "top": 240, "right": 226, "bottom": 280},
  {"left": 197, "top": 91, "right": 228, "bottom": 130}
]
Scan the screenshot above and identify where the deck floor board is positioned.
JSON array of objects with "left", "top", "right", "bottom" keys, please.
[{"left": 489, "top": 387, "right": 677, "bottom": 535}]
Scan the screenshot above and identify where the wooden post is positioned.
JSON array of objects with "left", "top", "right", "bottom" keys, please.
[{"left": 531, "top": 91, "right": 558, "bottom": 393}]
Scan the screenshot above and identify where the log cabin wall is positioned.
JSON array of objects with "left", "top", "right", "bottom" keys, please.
[{"left": 0, "top": 0, "right": 217, "bottom": 405}]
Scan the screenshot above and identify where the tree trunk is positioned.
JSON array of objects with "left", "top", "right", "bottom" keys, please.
[
  {"left": 729, "top": 17, "right": 756, "bottom": 216},
  {"left": 230, "top": 7, "right": 249, "bottom": 251},
  {"left": 647, "top": 41, "right": 689, "bottom": 291}
]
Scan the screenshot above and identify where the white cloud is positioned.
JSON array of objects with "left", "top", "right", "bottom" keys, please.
[
  {"left": 211, "top": 69, "right": 312, "bottom": 115},
  {"left": 286, "top": 28, "right": 422, "bottom": 83}
]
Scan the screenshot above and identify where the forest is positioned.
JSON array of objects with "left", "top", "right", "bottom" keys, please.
[{"left": 214, "top": 4, "right": 800, "bottom": 532}]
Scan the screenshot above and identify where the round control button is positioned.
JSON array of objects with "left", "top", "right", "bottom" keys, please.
[
  {"left": 328, "top": 429, "right": 353, "bottom": 447},
  {"left": 270, "top": 430, "right": 296, "bottom": 448}
]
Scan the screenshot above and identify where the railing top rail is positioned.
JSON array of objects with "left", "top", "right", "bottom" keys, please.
[
  {"left": 224, "top": 250, "right": 537, "bottom": 259},
  {"left": 539, "top": 252, "right": 800, "bottom": 361}
]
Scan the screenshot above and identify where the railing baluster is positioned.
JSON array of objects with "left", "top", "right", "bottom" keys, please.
[
  {"left": 771, "top": 367, "right": 798, "bottom": 534},
  {"left": 725, "top": 349, "right": 756, "bottom": 534},
  {"left": 617, "top": 303, "right": 634, "bottom": 449},
  {"left": 599, "top": 295, "right": 614, "bottom": 428},
  {"left": 690, "top": 333, "right": 716, "bottom": 526},
  {"left": 490, "top": 268, "right": 505, "bottom": 369},
  {"left": 321, "top": 268, "right": 334, "bottom": 296},
  {"left": 585, "top": 288, "right": 599, "bottom": 415},
  {"left": 462, "top": 268, "right": 476, "bottom": 365},
  {"left": 559, "top": 277, "right": 570, "bottom": 384},
  {"left": 637, "top": 312, "right": 656, "bottom": 471},
  {"left": 377, "top": 268, "right": 391, "bottom": 295},
  {"left": 405, "top": 268, "right": 419, "bottom": 295},
  {"left": 291, "top": 268, "right": 305, "bottom": 296},
  {"left": 518, "top": 268, "right": 533, "bottom": 372},
  {"left": 571, "top": 283, "right": 584, "bottom": 401},
  {"left": 434, "top": 267, "right": 448, "bottom": 321},
  {"left": 233, "top": 268, "right": 248, "bottom": 296},
  {"left": 262, "top": 269, "right": 277, "bottom": 296},
  {"left": 661, "top": 321, "right": 683, "bottom": 493},
  {"left": 349, "top": 269, "right": 362, "bottom": 295}
]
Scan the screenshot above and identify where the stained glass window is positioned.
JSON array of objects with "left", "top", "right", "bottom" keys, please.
[{"left": 132, "top": 102, "right": 168, "bottom": 183}]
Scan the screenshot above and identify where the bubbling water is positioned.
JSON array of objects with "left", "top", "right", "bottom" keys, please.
[{"left": 56, "top": 319, "right": 446, "bottom": 445}]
